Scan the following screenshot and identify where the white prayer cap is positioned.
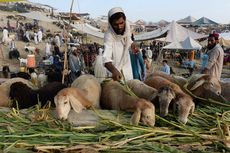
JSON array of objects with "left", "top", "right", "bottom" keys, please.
[{"left": 108, "top": 7, "right": 124, "bottom": 18}]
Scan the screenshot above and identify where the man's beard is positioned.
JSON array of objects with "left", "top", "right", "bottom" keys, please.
[
  {"left": 114, "top": 28, "right": 125, "bottom": 35},
  {"left": 207, "top": 43, "right": 216, "bottom": 50}
]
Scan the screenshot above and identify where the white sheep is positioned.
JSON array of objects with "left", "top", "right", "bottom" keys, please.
[
  {"left": 55, "top": 75, "right": 101, "bottom": 119},
  {"left": 18, "top": 57, "right": 27, "bottom": 67},
  {"left": 37, "top": 73, "right": 47, "bottom": 88},
  {"left": 54, "top": 87, "right": 93, "bottom": 120},
  {"left": 127, "top": 79, "right": 175, "bottom": 117},
  {"left": 101, "top": 80, "right": 155, "bottom": 127},
  {"left": 71, "top": 75, "right": 101, "bottom": 108},
  {"left": 145, "top": 76, "right": 195, "bottom": 124}
]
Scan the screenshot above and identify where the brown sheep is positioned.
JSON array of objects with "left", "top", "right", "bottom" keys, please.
[
  {"left": 147, "top": 71, "right": 187, "bottom": 87},
  {"left": 101, "top": 80, "right": 155, "bottom": 127},
  {"left": 145, "top": 76, "right": 195, "bottom": 124},
  {"left": 127, "top": 79, "right": 175, "bottom": 117},
  {"left": 187, "top": 74, "right": 221, "bottom": 98},
  {"left": 150, "top": 72, "right": 222, "bottom": 101}
]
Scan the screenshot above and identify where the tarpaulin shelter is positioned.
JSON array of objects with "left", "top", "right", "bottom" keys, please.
[
  {"left": 192, "top": 17, "right": 218, "bottom": 26},
  {"left": 163, "top": 36, "right": 202, "bottom": 50},
  {"left": 135, "top": 21, "right": 207, "bottom": 42}
]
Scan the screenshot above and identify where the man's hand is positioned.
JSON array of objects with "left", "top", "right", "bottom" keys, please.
[
  {"left": 112, "top": 69, "right": 122, "bottom": 81},
  {"left": 201, "top": 68, "right": 209, "bottom": 74},
  {"left": 105, "top": 62, "right": 122, "bottom": 81}
]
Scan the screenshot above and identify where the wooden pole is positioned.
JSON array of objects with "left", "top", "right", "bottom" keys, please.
[{"left": 62, "top": 0, "right": 75, "bottom": 84}]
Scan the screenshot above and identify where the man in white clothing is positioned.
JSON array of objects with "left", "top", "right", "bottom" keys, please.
[
  {"left": 2, "top": 27, "right": 9, "bottom": 44},
  {"left": 37, "top": 29, "right": 43, "bottom": 43},
  {"left": 103, "top": 7, "right": 133, "bottom": 81}
]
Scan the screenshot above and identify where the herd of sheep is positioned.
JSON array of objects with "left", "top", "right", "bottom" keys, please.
[{"left": 0, "top": 71, "right": 225, "bottom": 127}]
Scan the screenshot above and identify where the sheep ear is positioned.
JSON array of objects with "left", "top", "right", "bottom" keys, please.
[
  {"left": 131, "top": 108, "right": 141, "bottom": 126},
  {"left": 68, "top": 95, "right": 85, "bottom": 113},
  {"left": 190, "top": 79, "right": 205, "bottom": 91}
]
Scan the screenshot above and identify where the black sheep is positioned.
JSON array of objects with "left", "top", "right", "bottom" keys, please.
[{"left": 10, "top": 82, "right": 67, "bottom": 109}]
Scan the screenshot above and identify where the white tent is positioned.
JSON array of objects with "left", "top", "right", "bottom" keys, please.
[
  {"left": 219, "top": 32, "right": 230, "bottom": 40},
  {"left": 135, "top": 21, "right": 207, "bottom": 42},
  {"left": 163, "top": 41, "right": 183, "bottom": 49},
  {"left": 18, "top": 11, "right": 57, "bottom": 22},
  {"left": 177, "top": 16, "right": 197, "bottom": 24},
  {"left": 163, "top": 36, "right": 202, "bottom": 50},
  {"left": 71, "top": 23, "right": 104, "bottom": 39},
  {"left": 181, "top": 36, "right": 202, "bottom": 50}
]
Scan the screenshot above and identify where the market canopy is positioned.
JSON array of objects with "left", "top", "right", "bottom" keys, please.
[
  {"left": 163, "top": 36, "right": 202, "bottom": 50},
  {"left": 71, "top": 22, "right": 104, "bottom": 39},
  {"left": 135, "top": 21, "right": 207, "bottom": 42},
  {"left": 192, "top": 17, "right": 219, "bottom": 26},
  {"left": 18, "top": 11, "right": 57, "bottom": 22}
]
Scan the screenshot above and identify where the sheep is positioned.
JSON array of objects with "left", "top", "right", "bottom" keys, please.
[
  {"left": 37, "top": 73, "right": 47, "bottom": 88},
  {"left": 187, "top": 74, "right": 221, "bottom": 98},
  {"left": 71, "top": 75, "right": 101, "bottom": 108},
  {"left": 11, "top": 72, "right": 31, "bottom": 80},
  {"left": 150, "top": 72, "right": 222, "bottom": 100},
  {"left": 0, "top": 87, "right": 11, "bottom": 107},
  {"left": 100, "top": 80, "right": 155, "bottom": 127},
  {"left": 54, "top": 87, "right": 93, "bottom": 120},
  {"left": 54, "top": 75, "right": 101, "bottom": 120},
  {"left": 145, "top": 76, "right": 195, "bottom": 124},
  {"left": 127, "top": 79, "right": 175, "bottom": 117},
  {"left": 9, "top": 82, "right": 66, "bottom": 109},
  {"left": 0, "top": 77, "right": 37, "bottom": 95},
  {"left": 0, "top": 77, "right": 38, "bottom": 107},
  {"left": 147, "top": 71, "right": 187, "bottom": 87}
]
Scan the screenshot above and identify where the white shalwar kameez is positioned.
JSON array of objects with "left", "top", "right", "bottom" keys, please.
[
  {"left": 37, "top": 30, "right": 43, "bottom": 42},
  {"left": 2, "top": 28, "right": 8, "bottom": 43},
  {"left": 103, "top": 7, "right": 133, "bottom": 81},
  {"left": 94, "top": 48, "right": 108, "bottom": 83}
]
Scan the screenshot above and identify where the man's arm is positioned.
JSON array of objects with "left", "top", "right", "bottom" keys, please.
[{"left": 105, "top": 62, "right": 122, "bottom": 81}]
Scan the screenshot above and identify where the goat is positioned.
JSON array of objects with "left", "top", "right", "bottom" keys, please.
[
  {"left": 9, "top": 82, "right": 66, "bottom": 109},
  {"left": 101, "top": 80, "right": 155, "bottom": 127},
  {"left": 145, "top": 76, "right": 195, "bottom": 124},
  {"left": 127, "top": 79, "right": 175, "bottom": 117}
]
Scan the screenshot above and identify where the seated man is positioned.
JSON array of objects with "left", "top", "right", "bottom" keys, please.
[{"left": 161, "top": 60, "right": 170, "bottom": 75}]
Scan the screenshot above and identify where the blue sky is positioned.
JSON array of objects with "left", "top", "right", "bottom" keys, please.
[{"left": 29, "top": 0, "right": 230, "bottom": 24}]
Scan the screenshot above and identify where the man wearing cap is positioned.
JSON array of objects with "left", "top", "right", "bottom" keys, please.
[
  {"left": 202, "top": 33, "right": 224, "bottom": 80},
  {"left": 103, "top": 7, "right": 133, "bottom": 81}
]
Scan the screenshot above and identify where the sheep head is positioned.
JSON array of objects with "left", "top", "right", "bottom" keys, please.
[
  {"left": 190, "top": 74, "right": 221, "bottom": 95},
  {"left": 175, "top": 95, "right": 195, "bottom": 124},
  {"left": 54, "top": 92, "right": 86, "bottom": 120},
  {"left": 131, "top": 99, "right": 155, "bottom": 127},
  {"left": 157, "top": 86, "right": 176, "bottom": 117},
  {"left": 54, "top": 94, "right": 71, "bottom": 120}
]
